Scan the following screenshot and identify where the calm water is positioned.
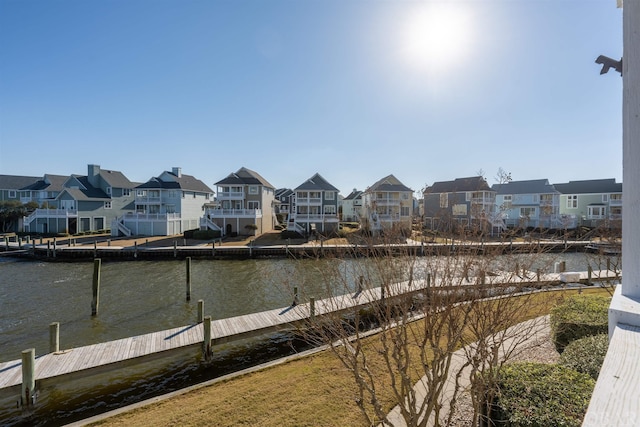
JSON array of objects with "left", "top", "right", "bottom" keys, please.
[{"left": 0, "top": 251, "right": 608, "bottom": 363}]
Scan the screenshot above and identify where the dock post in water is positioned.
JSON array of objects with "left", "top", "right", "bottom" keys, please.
[
  {"left": 186, "top": 257, "right": 192, "bottom": 301},
  {"left": 588, "top": 265, "right": 592, "bottom": 286},
  {"left": 292, "top": 286, "right": 298, "bottom": 306},
  {"left": 134, "top": 241, "right": 138, "bottom": 258},
  {"left": 94, "top": 241, "right": 97, "bottom": 258},
  {"left": 91, "top": 259, "right": 101, "bottom": 316},
  {"left": 52, "top": 238, "right": 56, "bottom": 258},
  {"left": 197, "top": 299, "right": 204, "bottom": 323},
  {"left": 50, "top": 322, "right": 60, "bottom": 353},
  {"left": 21, "top": 348, "right": 35, "bottom": 407},
  {"left": 174, "top": 241, "right": 177, "bottom": 258},
  {"left": 203, "top": 316, "right": 212, "bottom": 359},
  {"left": 310, "top": 297, "right": 315, "bottom": 319}
]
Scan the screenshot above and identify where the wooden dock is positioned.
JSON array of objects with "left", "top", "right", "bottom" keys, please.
[
  {"left": 0, "top": 239, "right": 595, "bottom": 261},
  {"left": 0, "top": 268, "right": 619, "bottom": 393}
]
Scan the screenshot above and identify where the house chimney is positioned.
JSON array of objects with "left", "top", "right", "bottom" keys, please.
[
  {"left": 172, "top": 167, "right": 182, "bottom": 178},
  {"left": 88, "top": 164, "right": 100, "bottom": 187}
]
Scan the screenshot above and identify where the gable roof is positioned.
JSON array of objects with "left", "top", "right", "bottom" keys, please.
[
  {"left": 552, "top": 178, "right": 622, "bottom": 194},
  {"left": 98, "top": 169, "right": 135, "bottom": 188},
  {"left": 139, "top": 170, "right": 213, "bottom": 193},
  {"left": 0, "top": 174, "right": 41, "bottom": 190},
  {"left": 20, "top": 174, "right": 68, "bottom": 192},
  {"left": 425, "top": 176, "right": 490, "bottom": 193},
  {"left": 294, "top": 173, "right": 340, "bottom": 192},
  {"left": 344, "top": 189, "right": 363, "bottom": 200},
  {"left": 492, "top": 179, "right": 558, "bottom": 195},
  {"left": 366, "top": 175, "right": 413, "bottom": 193},
  {"left": 215, "top": 167, "right": 275, "bottom": 189}
]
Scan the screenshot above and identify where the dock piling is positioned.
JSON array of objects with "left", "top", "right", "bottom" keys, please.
[
  {"left": 91, "top": 259, "right": 101, "bottom": 316},
  {"left": 588, "top": 265, "right": 592, "bottom": 286},
  {"left": 203, "top": 316, "right": 212, "bottom": 359},
  {"left": 310, "top": 297, "right": 315, "bottom": 319},
  {"left": 174, "top": 241, "right": 177, "bottom": 258},
  {"left": 292, "top": 286, "right": 298, "bottom": 306},
  {"left": 186, "top": 257, "right": 192, "bottom": 301},
  {"left": 50, "top": 322, "right": 60, "bottom": 353},
  {"left": 21, "top": 349, "right": 35, "bottom": 407},
  {"left": 197, "top": 300, "right": 204, "bottom": 323}
]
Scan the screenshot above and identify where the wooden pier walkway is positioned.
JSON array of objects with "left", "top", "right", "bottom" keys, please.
[
  {"left": 0, "top": 268, "right": 619, "bottom": 393},
  {"left": 0, "top": 238, "right": 595, "bottom": 261}
]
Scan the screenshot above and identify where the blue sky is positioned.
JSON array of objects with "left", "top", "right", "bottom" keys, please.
[{"left": 0, "top": 0, "right": 623, "bottom": 195}]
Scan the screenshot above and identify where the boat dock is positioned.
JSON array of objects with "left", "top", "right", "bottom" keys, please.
[{"left": 0, "top": 237, "right": 596, "bottom": 261}]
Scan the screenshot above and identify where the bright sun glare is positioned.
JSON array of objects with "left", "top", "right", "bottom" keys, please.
[{"left": 401, "top": 3, "right": 473, "bottom": 72}]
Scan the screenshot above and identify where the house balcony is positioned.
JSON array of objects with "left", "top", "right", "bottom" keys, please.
[
  {"left": 207, "top": 208, "right": 262, "bottom": 218},
  {"left": 609, "top": 198, "right": 623, "bottom": 206},
  {"left": 373, "top": 198, "right": 401, "bottom": 206},
  {"left": 217, "top": 191, "right": 245, "bottom": 200},
  {"left": 294, "top": 213, "right": 339, "bottom": 222},
  {"left": 26, "top": 208, "right": 78, "bottom": 221},
  {"left": 296, "top": 197, "right": 322, "bottom": 205},
  {"left": 122, "top": 212, "right": 181, "bottom": 221},
  {"left": 471, "top": 197, "right": 495, "bottom": 205},
  {"left": 135, "top": 196, "right": 162, "bottom": 205}
]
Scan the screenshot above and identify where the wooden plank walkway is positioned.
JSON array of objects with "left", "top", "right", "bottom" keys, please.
[{"left": 0, "top": 269, "right": 619, "bottom": 391}]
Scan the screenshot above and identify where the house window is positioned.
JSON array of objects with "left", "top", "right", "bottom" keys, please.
[
  {"left": 567, "top": 195, "right": 578, "bottom": 209},
  {"left": 324, "top": 205, "right": 336, "bottom": 215},
  {"left": 249, "top": 186, "right": 259, "bottom": 194},
  {"left": 402, "top": 193, "right": 409, "bottom": 200},
  {"left": 8, "top": 190, "right": 16, "bottom": 198},
  {"left": 533, "top": 194, "right": 539, "bottom": 203},
  {"left": 465, "top": 192, "right": 471, "bottom": 202},
  {"left": 104, "top": 201, "right": 112, "bottom": 209},
  {"left": 610, "top": 193, "right": 622, "bottom": 202},
  {"left": 123, "top": 189, "right": 131, "bottom": 196},
  {"left": 137, "top": 190, "right": 146, "bottom": 196},
  {"left": 602, "top": 194, "right": 609, "bottom": 203},
  {"left": 248, "top": 201, "right": 260, "bottom": 210},
  {"left": 588, "top": 206, "right": 606, "bottom": 219},
  {"left": 439, "top": 193, "right": 449, "bottom": 208},
  {"left": 401, "top": 206, "right": 410, "bottom": 216},
  {"left": 168, "top": 190, "right": 177, "bottom": 198},
  {"left": 502, "top": 195, "right": 512, "bottom": 208},
  {"left": 166, "top": 204, "right": 176, "bottom": 213},
  {"left": 106, "top": 187, "right": 112, "bottom": 195},
  {"left": 520, "top": 207, "right": 536, "bottom": 217},
  {"left": 325, "top": 191, "right": 335, "bottom": 200}
]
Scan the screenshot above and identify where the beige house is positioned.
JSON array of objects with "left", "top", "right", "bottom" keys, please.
[
  {"left": 361, "top": 174, "right": 413, "bottom": 235},
  {"left": 203, "top": 167, "right": 276, "bottom": 237}
]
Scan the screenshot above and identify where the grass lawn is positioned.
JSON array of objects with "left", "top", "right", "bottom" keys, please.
[{"left": 89, "top": 287, "right": 612, "bottom": 427}]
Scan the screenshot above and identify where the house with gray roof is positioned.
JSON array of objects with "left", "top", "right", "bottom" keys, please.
[
  {"left": 288, "top": 173, "right": 340, "bottom": 235},
  {"left": 362, "top": 175, "right": 413, "bottom": 234},
  {"left": 492, "top": 179, "right": 564, "bottom": 229},
  {"left": 23, "top": 165, "right": 136, "bottom": 235},
  {"left": 113, "top": 167, "right": 213, "bottom": 236},
  {"left": 203, "top": 167, "right": 276, "bottom": 237},
  {"left": 342, "top": 189, "right": 364, "bottom": 222},
  {"left": 423, "top": 176, "right": 500, "bottom": 234},
  {"left": 0, "top": 174, "right": 41, "bottom": 203},
  {"left": 274, "top": 188, "right": 294, "bottom": 226},
  {"left": 553, "top": 178, "right": 622, "bottom": 229},
  {"left": 18, "top": 174, "right": 68, "bottom": 206}
]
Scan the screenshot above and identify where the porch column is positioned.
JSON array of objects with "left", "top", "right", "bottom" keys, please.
[{"left": 609, "top": 0, "right": 640, "bottom": 333}]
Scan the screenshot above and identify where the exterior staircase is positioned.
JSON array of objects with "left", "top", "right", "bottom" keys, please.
[{"left": 111, "top": 217, "right": 132, "bottom": 237}]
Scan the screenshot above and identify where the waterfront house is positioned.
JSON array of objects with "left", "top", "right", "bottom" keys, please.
[
  {"left": 203, "top": 167, "right": 276, "bottom": 237},
  {"left": 113, "top": 167, "right": 212, "bottom": 237},
  {"left": 362, "top": 175, "right": 413, "bottom": 235},
  {"left": 274, "top": 188, "right": 294, "bottom": 227},
  {"left": 289, "top": 173, "right": 340, "bottom": 236},
  {"left": 492, "top": 179, "right": 564, "bottom": 229},
  {"left": 0, "top": 174, "right": 41, "bottom": 203},
  {"left": 553, "top": 178, "right": 622, "bottom": 229},
  {"left": 24, "top": 165, "right": 136, "bottom": 235},
  {"left": 423, "top": 176, "right": 500, "bottom": 234},
  {"left": 342, "top": 189, "right": 363, "bottom": 222}
]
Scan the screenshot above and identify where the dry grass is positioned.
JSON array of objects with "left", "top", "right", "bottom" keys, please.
[{"left": 88, "top": 287, "right": 611, "bottom": 427}]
